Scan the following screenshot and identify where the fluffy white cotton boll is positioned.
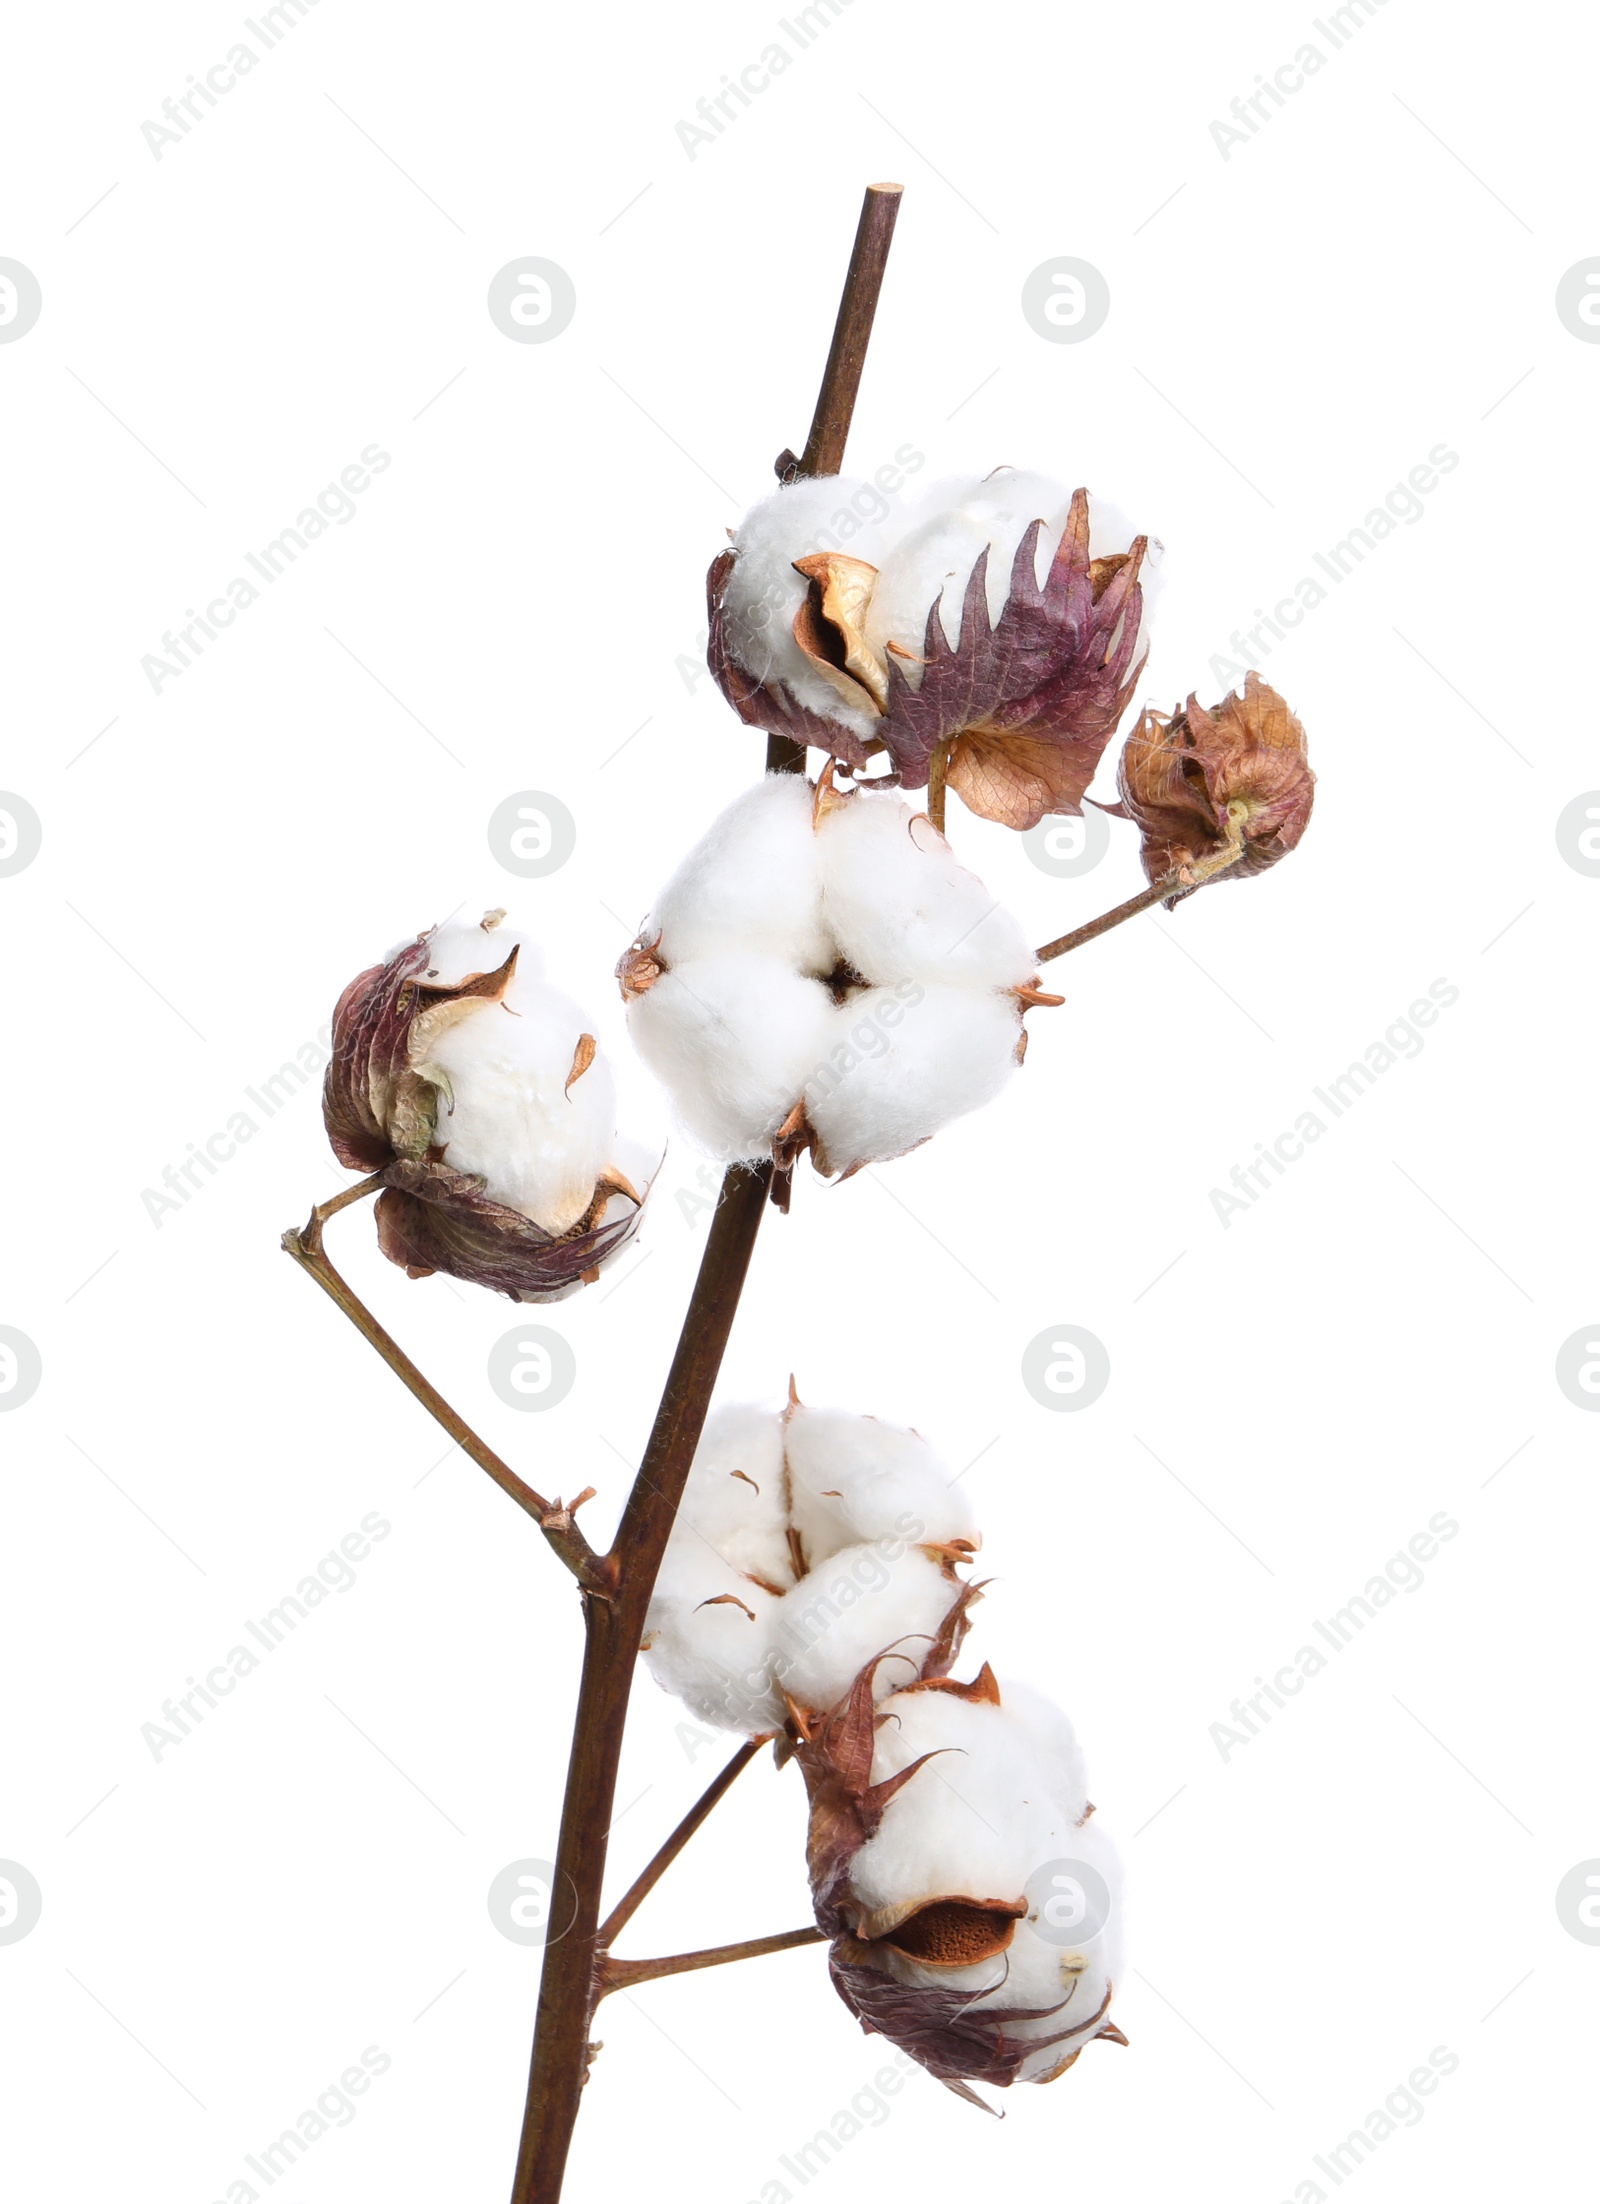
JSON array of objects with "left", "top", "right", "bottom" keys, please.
[
  {"left": 627, "top": 955, "right": 837, "bottom": 1162},
  {"left": 805, "top": 985, "right": 1023, "bottom": 1177},
  {"left": 818, "top": 794, "right": 1036, "bottom": 989},
  {"left": 642, "top": 1544, "right": 784, "bottom": 1734},
  {"left": 644, "top": 774, "right": 832, "bottom": 974},
  {"left": 673, "top": 1405, "right": 795, "bottom": 1592},
  {"left": 720, "top": 478, "right": 889, "bottom": 741},
  {"left": 421, "top": 972, "right": 616, "bottom": 1236},
  {"left": 784, "top": 1405, "right": 977, "bottom": 1566},
  {"left": 772, "top": 1547, "right": 964, "bottom": 1720},
  {"left": 847, "top": 1689, "right": 1048, "bottom": 1936}
]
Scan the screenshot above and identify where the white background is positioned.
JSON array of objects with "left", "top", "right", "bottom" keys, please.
[{"left": 1, "top": 1, "right": 1596, "bottom": 2199}]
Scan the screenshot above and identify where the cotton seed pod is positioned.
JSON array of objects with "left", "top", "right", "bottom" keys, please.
[
  {"left": 796, "top": 1662, "right": 1123, "bottom": 2102},
  {"left": 324, "top": 910, "right": 647, "bottom": 1301},
  {"left": 619, "top": 775, "right": 1059, "bottom": 1173},
  {"left": 1117, "top": 670, "right": 1314, "bottom": 898},
  {"left": 707, "top": 471, "right": 1155, "bottom": 829},
  {"left": 640, "top": 1396, "right": 981, "bottom": 1736}
]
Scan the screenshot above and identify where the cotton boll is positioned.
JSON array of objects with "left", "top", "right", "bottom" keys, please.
[
  {"left": 673, "top": 1405, "right": 795, "bottom": 1592},
  {"left": 805, "top": 985, "right": 1023, "bottom": 1177},
  {"left": 719, "top": 478, "right": 888, "bottom": 741},
  {"left": 642, "top": 1543, "right": 784, "bottom": 1734},
  {"left": 784, "top": 1405, "right": 977, "bottom": 1566},
  {"left": 817, "top": 793, "right": 1035, "bottom": 989},
  {"left": 772, "top": 1547, "right": 964, "bottom": 1720},
  {"left": 627, "top": 954, "right": 837, "bottom": 1162},
  {"left": 644, "top": 774, "right": 831, "bottom": 973},
  {"left": 422, "top": 975, "right": 615, "bottom": 1235}
]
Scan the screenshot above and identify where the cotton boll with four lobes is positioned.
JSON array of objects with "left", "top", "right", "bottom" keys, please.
[
  {"left": 641, "top": 1399, "right": 984, "bottom": 1736},
  {"left": 641, "top": 1543, "right": 784, "bottom": 1734},
  {"left": 817, "top": 792, "right": 1036, "bottom": 990},
  {"left": 718, "top": 478, "right": 889, "bottom": 744},
  {"left": 783, "top": 1405, "right": 977, "bottom": 1569},
  {"left": 625, "top": 954, "right": 837, "bottom": 1163},
  {"left": 772, "top": 1546, "right": 970, "bottom": 1723},
  {"left": 670, "top": 1403, "right": 795, "bottom": 1594},
  {"left": 421, "top": 959, "right": 618, "bottom": 1235},
  {"left": 805, "top": 984, "right": 1025, "bottom": 1178},
  {"left": 641, "top": 773, "right": 832, "bottom": 974}
]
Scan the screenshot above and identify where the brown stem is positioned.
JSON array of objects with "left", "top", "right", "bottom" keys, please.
[
  {"left": 1034, "top": 875, "right": 1178, "bottom": 964},
  {"left": 926, "top": 738, "right": 951, "bottom": 834},
  {"left": 795, "top": 181, "right": 903, "bottom": 480},
  {"left": 511, "top": 1164, "right": 772, "bottom": 2204},
  {"left": 511, "top": 185, "right": 905, "bottom": 2204},
  {"left": 281, "top": 1179, "right": 603, "bottom": 1587},
  {"left": 599, "top": 1740, "right": 764, "bottom": 1947},
  {"left": 765, "top": 182, "right": 903, "bottom": 781},
  {"left": 1035, "top": 842, "right": 1250, "bottom": 966},
  {"left": 599, "top": 1928, "right": 825, "bottom": 1997}
]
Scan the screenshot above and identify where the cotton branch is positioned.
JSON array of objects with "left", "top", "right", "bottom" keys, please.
[{"left": 281, "top": 1179, "right": 605, "bottom": 1587}]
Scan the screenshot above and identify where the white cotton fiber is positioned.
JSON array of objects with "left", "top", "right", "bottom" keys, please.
[
  {"left": 817, "top": 792, "right": 1035, "bottom": 989},
  {"left": 411, "top": 916, "right": 544, "bottom": 989},
  {"left": 784, "top": 1405, "right": 976, "bottom": 1566},
  {"left": 642, "top": 1399, "right": 984, "bottom": 1733},
  {"left": 805, "top": 984, "right": 1023, "bottom": 1177},
  {"left": 672, "top": 1404, "right": 795, "bottom": 1592},
  {"left": 642, "top": 1543, "right": 784, "bottom": 1733},
  {"left": 626, "top": 955, "right": 837, "bottom": 1162},
  {"left": 719, "top": 478, "right": 888, "bottom": 742},
  {"left": 771, "top": 1547, "right": 963, "bottom": 1721},
  {"left": 423, "top": 966, "right": 616, "bottom": 1234},
  {"left": 645, "top": 773, "right": 832, "bottom": 973}
]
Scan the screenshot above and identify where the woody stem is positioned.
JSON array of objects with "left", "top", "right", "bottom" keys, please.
[
  {"left": 598, "top": 1928, "right": 826, "bottom": 1997},
  {"left": 280, "top": 1180, "right": 603, "bottom": 1585},
  {"left": 512, "top": 184, "right": 904, "bottom": 2204}
]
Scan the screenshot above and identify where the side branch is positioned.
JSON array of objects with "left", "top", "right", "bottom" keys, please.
[
  {"left": 599, "top": 1739, "right": 764, "bottom": 1946},
  {"left": 281, "top": 1179, "right": 604, "bottom": 1587},
  {"left": 599, "top": 1927, "right": 825, "bottom": 1997},
  {"left": 1035, "top": 876, "right": 1177, "bottom": 964}
]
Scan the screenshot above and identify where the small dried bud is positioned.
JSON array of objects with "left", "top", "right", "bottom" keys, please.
[
  {"left": 323, "top": 913, "right": 647, "bottom": 1301},
  {"left": 1117, "top": 670, "right": 1314, "bottom": 896}
]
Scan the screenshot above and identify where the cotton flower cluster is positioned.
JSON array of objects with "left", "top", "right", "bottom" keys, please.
[
  {"left": 708, "top": 468, "right": 1156, "bottom": 829},
  {"left": 642, "top": 1391, "right": 1123, "bottom": 2094},
  {"left": 618, "top": 774, "right": 1059, "bottom": 1173},
  {"left": 641, "top": 1397, "right": 981, "bottom": 1734},
  {"left": 323, "top": 910, "right": 647, "bottom": 1299}
]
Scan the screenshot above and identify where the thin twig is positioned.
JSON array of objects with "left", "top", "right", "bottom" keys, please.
[
  {"left": 1035, "top": 844, "right": 1248, "bottom": 965},
  {"left": 1035, "top": 875, "right": 1177, "bottom": 964},
  {"left": 599, "top": 1927, "right": 825, "bottom": 1996},
  {"left": 926, "top": 737, "right": 951, "bottom": 833},
  {"left": 281, "top": 1179, "right": 605, "bottom": 1586},
  {"left": 599, "top": 1740, "right": 764, "bottom": 1946}
]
